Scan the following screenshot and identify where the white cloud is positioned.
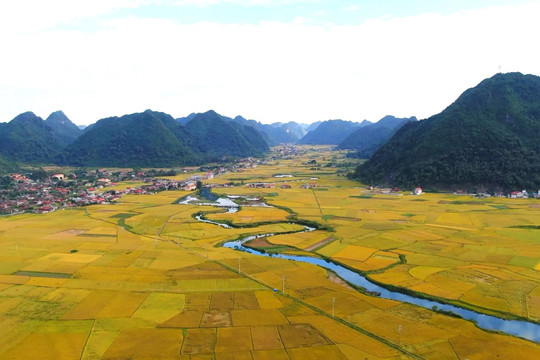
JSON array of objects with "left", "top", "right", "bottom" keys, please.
[
  {"left": 174, "top": 0, "right": 313, "bottom": 6},
  {"left": 1, "top": 1, "right": 539, "bottom": 124},
  {"left": 0, "top": 1, "right": 149, "bottom": 34}
]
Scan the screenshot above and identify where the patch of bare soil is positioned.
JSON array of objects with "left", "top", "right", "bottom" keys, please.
[
  {"left": 245, "top": 237, "right": 274, "bottom": 248},
  {"left": 305, "top": 236, "right": 334, "bottom": 251},
  {"left": 327, "top": 270, "right": 353, "bottom": 289}
]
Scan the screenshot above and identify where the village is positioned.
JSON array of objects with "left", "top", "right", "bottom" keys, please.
[
  {"left": 0, "top": 155, "right": 281, "bottom": 216},
  {"left": 1, "top": 170, "right": 177, "bottom": 215},
  {"left": 2, "top": 144, "right": 540, "bottom": 215}
]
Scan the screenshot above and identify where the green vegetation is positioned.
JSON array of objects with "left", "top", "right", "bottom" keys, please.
[
  {"left": 0, "top": 155, "right": 19, "bottom": 174},
  {"left": 354, "top": 72, "right": 540, "bottom": 190},
  {"left": 184, "top": 110, "right": 269, "bottom": 160},
  {"left": 45, "top": 110, "right": 82, "bottom": 146},
  {"left": 64, "top": 110, "right": 203, "bottom": 167},
  {"left": 0, "top": 109, "right": 270, "bottom": 168},
  {"left": 0, "top": 112, "right": 60, "bottom": 163},
  {"left": 509, "top": 225, "right": 540, "bottom": 229}
]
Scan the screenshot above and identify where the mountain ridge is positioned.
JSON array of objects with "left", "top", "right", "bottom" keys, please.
[
  {"left": 45, "top": 110, "right": 82, "bottom": 146},
  {"left": 298, "top": 119, "right": 369, "bottom": 145},
  {"left": 353, "top": 72, "right": 540, "bottom": 190},
  {"left": 337, "top": 115, "right": 417, "bottom": 158}
]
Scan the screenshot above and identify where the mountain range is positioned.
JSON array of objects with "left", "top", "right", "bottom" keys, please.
[
  {"left": 63, "top": 110, "right": 203, "bottom": 167},
  {"left": 4, "top": 71, "right": 539, "bottom": 190},
  {"left": 0, "top": 108, "right": 383, "bottom": 169},
  {"left": 0, "top": 109, "right": 273, "bottom": 168},
  {"left": 298, "top": 119, "right": 369, "bottom": 145},
  {"left": 0, "top": 112, "right": 61, "bottom": 164},
  {"left": 353, "top": 72, "right": 540, "bottom": 190},
  {"left": 337, "top": 115, "right": 417, "bottom": 158},
  {"left": 3, "top": 109, "right": 370, "bottom": 169}
]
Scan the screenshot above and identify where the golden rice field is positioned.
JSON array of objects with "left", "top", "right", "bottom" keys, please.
[{"left": 1, "top": 146, "right": 540, "bottom": 358}]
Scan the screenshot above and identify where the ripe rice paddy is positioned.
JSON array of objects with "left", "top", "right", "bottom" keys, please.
[{"left": 1, "top": 147, "right": 540, "bottom": 358}]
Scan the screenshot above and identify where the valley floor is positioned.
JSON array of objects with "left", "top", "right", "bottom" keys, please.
[{"left": 0, "top": 146, "right": 539, "bottom": 359}]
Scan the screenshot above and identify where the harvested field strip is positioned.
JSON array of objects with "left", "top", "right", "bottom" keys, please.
[
  {"left": 78, "top": 234, "right": 116, "bottom": 237},
  {"left": 305, "top": 236, "right": 335, "bottom": 251}
]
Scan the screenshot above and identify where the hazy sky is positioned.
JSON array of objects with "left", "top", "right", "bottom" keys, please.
[{"left": 1, "top": 0, "right": 539, "bottom": 125}]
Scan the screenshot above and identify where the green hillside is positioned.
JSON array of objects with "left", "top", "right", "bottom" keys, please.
[
  {"left": 45, "top": 111, "right": 82, "bottom": 146},
  {"left": 64, "top": 110, "right": 202, "bottom": 167},
  {"left": 184, "top": 110, "right": 269, "bottom": 159},
  {"left": 0, "top": 112, "right": 60, "bottom": 163},
  {"left": 353, "top": 72, "right": 540, "bottom": 190}
]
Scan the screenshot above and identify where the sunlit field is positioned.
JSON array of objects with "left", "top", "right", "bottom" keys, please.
[{"left": 1, "top": 146, "right": 539, "bottom": 359}]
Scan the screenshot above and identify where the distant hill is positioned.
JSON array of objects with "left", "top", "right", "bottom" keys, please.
[
  {"left": 177, "top": 113, "right": 197, "bottom": 125},
  {"left": 353, "top": 72, "right": 540, "bottom": 190},
  {"left": 298, "top": 119, "right": 369, "bottom": 145},
  {"left": 282, "top": 121, "right": 311, "bottom": 139},
  {"left": 64, "top": 110, "right": 202, "bottom": 167},
  {"left": 337, "top": 115, "right": 417, "bottom": 158},
  {"left": 305, "top": 121, "right": 322, "bottom": 133},
  {"left": 226, "top": 116, "right": 301, "bottom": 145},
  {"left": 0, "top": 109, "right": 271, "bottom": 168},
  {"left": 179, "top": 112, "right": 322, "bottom": 145},
  {"left": 184, "top": 110, "right": 269, "bottom": 159},
  {"left": 45, "top": 110, "right": 82, "bottom": 146},
  {"left": 0, "top": 112, "right": 60, "bottom": 163}
]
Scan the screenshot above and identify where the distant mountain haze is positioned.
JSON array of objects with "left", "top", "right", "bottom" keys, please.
[
  {"left": 298, "top": 119, "right": 369, "bottom": 145},
  {"left": 179, "top": 113, "right": 308, "bottom": 146},
  {"left": 337, "top": 115, "right": 417, "bottom": 158}
]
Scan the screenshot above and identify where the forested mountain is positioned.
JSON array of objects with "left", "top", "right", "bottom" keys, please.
[
  {"left": 298, "top": 119, "right": 369, "bottom": 145},
  {"left": 45, "top": 111, "right": 82, "bottom": 146},
  {"left": 0, "top": 155, "right": 19, "bottom": 174},
  {"left": 63, "top": 110, "right": 203, "bottom": 167},
  {"left": 176, "top": 113, "right": 197, "bottom": 125},
  {"left": 353, "top": 72, "right": 540, "bottom": 190},
  {"left": 183, "top": 110, "right": 269, "bottom": 158},
  {"left": 0, "top": 109, "right": 271, "bottom": 167},
  {"left": 0, "top": 112, "right": 60, "bottom": 163},
  {"left": 338, "top": 115, "right": 417, "bottom": 158}
]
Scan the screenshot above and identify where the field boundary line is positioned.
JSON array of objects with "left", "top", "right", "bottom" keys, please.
[{"left": 214, "top": 258, "right": 423, "bottom": 359}]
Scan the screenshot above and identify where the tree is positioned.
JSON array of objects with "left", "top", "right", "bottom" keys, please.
[{"left": 29, "top": 168, "right": 48, "bottom": 181}]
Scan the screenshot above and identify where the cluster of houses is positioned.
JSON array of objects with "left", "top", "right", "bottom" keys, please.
[
  {"left": 274, "top": 145, "right": 304, "bottom": 159},
  {"left": 0, "top": 171, "right": 195, "bottom": 215},
  {"left": 0, "top": 173, "right": 118, "bottom": 215},
  {"left": 0, "top": 156, "right": 271, "bottom": 216},
  {"left": 507, "top": 189, "right": 540, "bottom": 198},
  {"left": 366, "top": 185, "right": 540, "bottom": 199},
  {"left": 245, "top": 181, "right": 317, "bottom": 189}
]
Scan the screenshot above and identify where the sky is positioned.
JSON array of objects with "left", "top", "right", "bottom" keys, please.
[{"left": 1, "top": 0, "right": 540, "bottom": 125}]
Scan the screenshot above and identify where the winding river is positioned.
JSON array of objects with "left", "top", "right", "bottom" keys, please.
[
  {"left": 223, "top": 234, "right": 540, "bottom": 343},
  {"left": 186, "top": 196, "right": 540, "bottom": 343}
]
